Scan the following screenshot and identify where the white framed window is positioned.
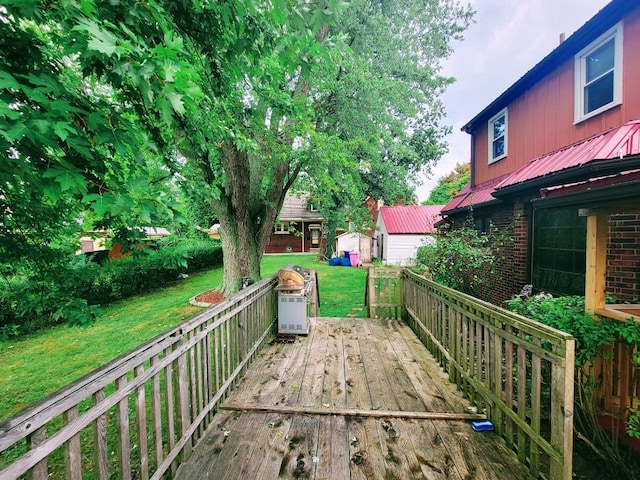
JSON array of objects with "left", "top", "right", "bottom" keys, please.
[
  {"left": 274, "top": 221, "right": 290, "bottom": 234},
  {"left": 574, "top": 22, "right": 623, "bottom": 123},
  {"left": 488, "top": 108, "right": 507, "bottom": 163}
]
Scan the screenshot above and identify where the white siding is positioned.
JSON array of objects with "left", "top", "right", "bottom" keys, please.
[
  {"left": 336, "top": 233, "right": 360, "bottom": 254},
  {"left": 385, "top": 234, "right": 435, "bottom": 266},
  {"left": 374, "top": 213, "right": 388, "bottom": 261},
  {"left": 375, "top": 214, "right": 436, "bottom": 266}
]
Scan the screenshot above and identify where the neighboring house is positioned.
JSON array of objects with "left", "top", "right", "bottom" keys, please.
[
  {"left": 265, "top": 194, "right": 324, "bottom": 254},
  {"left": 376, "top": 205, "right": 443, "bottom": 266},
  {"left": 441, "top": 0, "right": 640, "bottom": 305},
  {"left": 79, "top": 227, "right": 171, "bottom": 260}
]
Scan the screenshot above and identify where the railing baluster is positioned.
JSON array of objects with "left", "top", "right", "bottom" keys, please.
[
  {"left": 134, "top": 364, "right": 149, "bottom": 480},
  {"left": 150, "top": 356, "right": 163, "bottom": 473},
  {"left": 92, "top": 389, "right": 109, "bottom": 480},
  {"left": 176, "top": 342, "right": 192, "bottom": 461},
  {"left": 116, "top": 375, "right": 132, "bottom": 480},
  {"left": 28, "top": 427, "right": 47, "bottom": 480}
]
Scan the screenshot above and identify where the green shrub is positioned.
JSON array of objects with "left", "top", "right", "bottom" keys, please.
[
  {"left": 0, "top": 239, "right": 223, "bottom": 336},
  {"left": 416, "top": 222, "right": 497, "bottom": 297},
  {"left": 80, "top": 239, "right": 223, "bottom": 305},
  {"left": 505, "top": 294, "right": 621, "bottom": 364}
]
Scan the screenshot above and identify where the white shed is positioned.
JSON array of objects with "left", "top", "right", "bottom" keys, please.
[
  {"left": 335, "top": 232, "right": 372, "bottom": 263},
  {"left": 375, "top": 205, "right": 443, "bottom": 266}
]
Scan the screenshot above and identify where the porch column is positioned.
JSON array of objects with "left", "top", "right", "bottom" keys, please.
[{"left": 584, "top": 213, "right": 607, "bottom": 315}]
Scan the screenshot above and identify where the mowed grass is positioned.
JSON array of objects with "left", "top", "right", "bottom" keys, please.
[{"left": 0, "top": 254, "right": 367, "bottom": 421}]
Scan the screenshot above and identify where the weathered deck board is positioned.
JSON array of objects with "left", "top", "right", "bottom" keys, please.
[{"left": 175, "top": 317, "right": 532, "bottom": 480}]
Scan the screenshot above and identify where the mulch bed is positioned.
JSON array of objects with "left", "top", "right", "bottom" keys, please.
[{"left": 194, "top": 289, "right": 225, "bottom": 305}]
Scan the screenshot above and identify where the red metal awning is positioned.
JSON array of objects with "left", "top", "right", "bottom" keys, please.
[
  {"left": 441, "top": 175, "right": 509, "bottom": 213},
  {"left": 496, "top": 120, "right": 640, "bottom": 191}
]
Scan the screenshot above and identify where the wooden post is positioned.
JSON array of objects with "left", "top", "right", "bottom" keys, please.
[
  {"left": 116, "top": 375, "right": 132, "bottom": 480},
  {"left": 584, "top": 213, "right": 608, "bottom": 413},
  {"left": 584, "top": 213, "right": 607, "bottom": 315},
  {"left": 367, "top": 267, "right": 376, "bottom": 318},
  {"left": 550, "top": 339, "right": 575, "bottom": 480}
]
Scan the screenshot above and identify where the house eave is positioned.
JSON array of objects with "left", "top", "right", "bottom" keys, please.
[
  {"left": 462, "top": 0, "right": 637, "bottom": 133},
  {"left": 530, "top": 178, "right": 640, "bottom": 209},
  {"left": 440, "top": 199, "right": 503, "bottom": 217}
]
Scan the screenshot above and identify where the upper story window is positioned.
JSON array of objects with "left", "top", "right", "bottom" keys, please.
[
  {"left": 574, "top": 23, "right": 623, "bottom": 123},
  {"left": 488, "top": 108, "right": 507, "bottom": 163}
]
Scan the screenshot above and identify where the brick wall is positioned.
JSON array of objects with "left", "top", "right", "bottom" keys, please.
[
  {"left": 607, "top": 213, "right": 640, "bottom": 302},
  {"left": 447, "top": 203, "right": 529, "bottom": 305},
  {"left": 473, "top": 203, "right": 530, "bottom": 305},
  {"left": 448, "top": 208, "right": 640, "bottom": 306},
  {"left": 265, "top": 222, "right": 323, "bottom": 254}
]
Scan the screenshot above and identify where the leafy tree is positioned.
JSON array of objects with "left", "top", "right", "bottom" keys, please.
[
  {"left": 2, "top": 0, "right": 474, "bottom": 301},
  {"left": 423, "top": 162, "right": 470, "bottom": 205},
  {"left": 0, "top": 2, "right": 182, "bottom": 326},
  {"left": 298, "top": 0, "right": 474, "bottom": 256}
]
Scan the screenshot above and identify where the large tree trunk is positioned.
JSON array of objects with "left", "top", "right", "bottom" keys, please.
[
  {"left": 212, "top": 142, "right": 290, "bottom": 295},
  {"left": 209, "top": 26, "right": 332, "bottom": 296}
]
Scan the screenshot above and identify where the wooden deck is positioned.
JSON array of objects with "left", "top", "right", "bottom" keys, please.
[{"left": 175, "top": 317, "right": 531, "bottom": 479}]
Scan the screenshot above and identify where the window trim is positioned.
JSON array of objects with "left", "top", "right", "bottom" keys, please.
[
  {"left": 488, "top": 108, "right": 508, "bottom": 164},
  {"left": 574, "top": 22, "right": 623, "bottom": 124},
  {"left": 274, "top": 221, "right": 290, "bottom": 234}
]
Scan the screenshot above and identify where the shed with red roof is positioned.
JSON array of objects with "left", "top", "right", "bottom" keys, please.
[{"left": 375, "top": 205, "right": 443, "bottom": 266}]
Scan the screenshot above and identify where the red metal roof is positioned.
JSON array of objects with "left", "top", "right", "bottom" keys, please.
[
  {"left": 541, "top": 169, "right": 640, "bottom": 198},
  {"left": 442, "top": 121, "right": 640, "bottom": 215},
  {"left": 442, "top": 175, "right": 509, "bottom": 213},
  {"left": 379, "top": 205, "right": 443, "bottom": 234},
  {"left": 496, "top": 120, "right": 640, "bottom": 190}
]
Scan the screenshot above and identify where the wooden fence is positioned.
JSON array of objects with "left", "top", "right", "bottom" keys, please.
[
  {"left": 401, "top": 270, "right": 575, "bottom": 480},
  {"left": 0, "top": 275, "right": 279, "bottom": 480},
  {"left": 366, "top": 267, "right": 576, "bottom": 480},
  {"left": 365, "top": 267, "right": 403, "bottom": 319}
]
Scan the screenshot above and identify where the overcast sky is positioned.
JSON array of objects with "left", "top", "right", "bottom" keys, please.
[{"left": 415, "top": 0, "right": 612, "bottom": 202}]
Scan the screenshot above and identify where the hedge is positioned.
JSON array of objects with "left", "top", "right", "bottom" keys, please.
[{"left": 0, "top": 240, "right": 223, "bottom": 337}]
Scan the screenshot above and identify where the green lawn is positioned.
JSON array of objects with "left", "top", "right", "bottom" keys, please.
[{"left": 0, "top": 254, "right": 367, "bottom": 421}]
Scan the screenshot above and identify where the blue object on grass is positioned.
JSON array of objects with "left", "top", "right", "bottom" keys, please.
[
  {"left": 470, "top": 420, "right": 494, "bottom": 432},
  {"left": 328, "top": 257, "right": 341, "bottom": 266},
  {"left": 340, "top": 257, "right": 351, "bottom": 266}
]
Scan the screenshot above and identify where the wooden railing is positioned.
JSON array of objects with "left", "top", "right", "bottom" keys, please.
[
  {"left": 401, "top": 269, "right": 576, "bottom": 480},
  {"left": 0, "top": 275, "right": 278, "bottom": 480}
]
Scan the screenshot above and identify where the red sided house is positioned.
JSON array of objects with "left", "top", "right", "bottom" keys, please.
[
  {"left": 441, "top": 0, "right": 640, "bottom": 309},
  {"left": 265, "top": 194, "right": 324, "bottom": 254}
]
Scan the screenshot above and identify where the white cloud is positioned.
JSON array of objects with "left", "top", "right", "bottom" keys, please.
[{"left": 416, "top": 0, "right": 611, "bottom": 202}]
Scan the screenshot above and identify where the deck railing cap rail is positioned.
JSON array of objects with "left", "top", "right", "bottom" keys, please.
[{"left": 402, "top": 269, "right": 575, "bottom": 343}]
